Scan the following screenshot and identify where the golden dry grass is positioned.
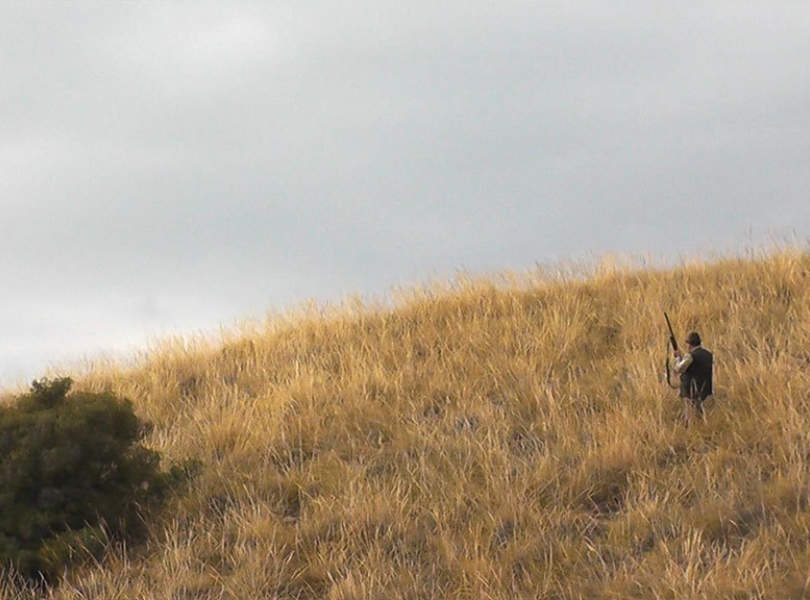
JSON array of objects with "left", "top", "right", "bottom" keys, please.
[{"left": 4, "top": 249, "right": 810, "bottom": 599}]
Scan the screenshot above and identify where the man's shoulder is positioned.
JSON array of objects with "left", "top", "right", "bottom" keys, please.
[{"left": 693, "top": 346, "right": 713, "bottom": 361}]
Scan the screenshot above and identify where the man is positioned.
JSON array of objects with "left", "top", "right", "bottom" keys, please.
[{"left": 673, "top": 331, "right": 713, "bottom": 427}]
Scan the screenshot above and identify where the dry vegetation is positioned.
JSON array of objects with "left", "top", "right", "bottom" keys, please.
[{"left": 4, "top": 250, "right": 810, "bottom": 599}]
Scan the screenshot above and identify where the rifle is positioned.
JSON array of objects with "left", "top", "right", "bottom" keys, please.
[{"left": 664, "top": 312, "right": 680, "bottom": 389}]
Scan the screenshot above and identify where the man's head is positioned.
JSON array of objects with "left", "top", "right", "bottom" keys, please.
[{"left": 685, "top": 331, "right": 701, "bottom": 349}]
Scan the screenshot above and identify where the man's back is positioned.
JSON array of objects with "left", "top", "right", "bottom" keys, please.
[{"left": 681, "top": 346, "right": 713, "bottom": 400}]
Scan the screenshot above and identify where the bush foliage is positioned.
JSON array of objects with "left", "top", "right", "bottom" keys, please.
[{"left": 0, "top": 378, "right": 179, "bottom": 580}]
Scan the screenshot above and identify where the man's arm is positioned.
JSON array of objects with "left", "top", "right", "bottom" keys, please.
[{"left": 673, "top": 352, "right": 693, "bottom": 374}]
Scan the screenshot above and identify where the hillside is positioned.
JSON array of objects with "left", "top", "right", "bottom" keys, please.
[{"left": 4, "top": 251, "right": 810, "bottom": 599}]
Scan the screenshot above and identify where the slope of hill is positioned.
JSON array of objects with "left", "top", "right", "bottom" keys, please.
[{"left": 4, "top": 251, "right": 810, "bottom": 599}]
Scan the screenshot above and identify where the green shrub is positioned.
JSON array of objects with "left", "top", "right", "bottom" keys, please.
[{"left": 0, "top": 378, "right": 189, "bottom": 581}]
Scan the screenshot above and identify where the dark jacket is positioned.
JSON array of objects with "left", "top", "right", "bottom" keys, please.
[{"left": 681, "top": 346, "right": 713, "bottom": 400}]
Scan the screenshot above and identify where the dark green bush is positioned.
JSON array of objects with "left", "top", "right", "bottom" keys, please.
[{"left": 0, "top": 378, "right": 191, "bottom": 581}]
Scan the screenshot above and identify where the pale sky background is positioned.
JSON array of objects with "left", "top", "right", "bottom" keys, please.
[{"left": 2, "top": 2, "right": 810, "bottom": 387}]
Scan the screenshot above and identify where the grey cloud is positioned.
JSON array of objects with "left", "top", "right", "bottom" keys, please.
[{"left": 2, "top": 1, "right": 810, "bottom": 385}]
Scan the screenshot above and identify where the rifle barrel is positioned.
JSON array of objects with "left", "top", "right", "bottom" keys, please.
[{"left": 664, "top": 312, "right": 679, "bottom": 351}]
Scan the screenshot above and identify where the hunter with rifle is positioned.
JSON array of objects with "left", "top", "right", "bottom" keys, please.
[{"left": 665, "top": 313, "right": 713, "bottom": 427}]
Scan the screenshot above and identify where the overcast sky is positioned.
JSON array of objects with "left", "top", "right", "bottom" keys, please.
[{"left": 2, "top": 2, "right": 810, "bottom": 387}]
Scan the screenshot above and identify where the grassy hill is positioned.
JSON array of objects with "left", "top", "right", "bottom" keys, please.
[{"left": 4, "top": 250, "right": 810, "bottom": 599}]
